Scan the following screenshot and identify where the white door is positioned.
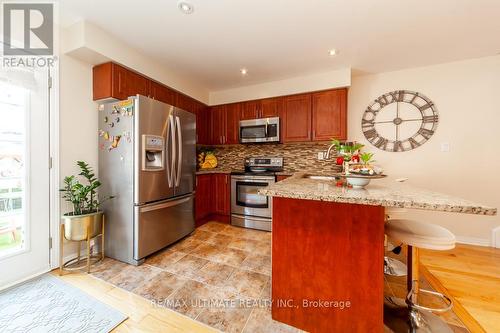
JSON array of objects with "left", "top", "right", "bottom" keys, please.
[{"left": 0, "top": 66, "right": 51, "bottom": 289}]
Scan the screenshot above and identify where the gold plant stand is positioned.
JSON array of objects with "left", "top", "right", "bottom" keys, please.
[{"left": 59, "top": 213, "right": 105, "bottom": 275}]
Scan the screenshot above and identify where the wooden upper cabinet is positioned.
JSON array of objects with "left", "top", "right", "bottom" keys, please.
[
  {"left": 176, "top": 93, "right": 197, "bottom": 113},
  {"left": 196, "top": 103, "right": 211, "bottom": 145},
  {"left": 93, "top": 62, "right": 150, "bottom": 100},
  {"left": 282, "top": 93, "right": 312, "bottom": 142},
  {"left": 312, "top": 88, "right": 347, "bottom": 141},
  {"left": 240, "top": 101, "right": 260, "bottom": 120},
  {"left": 260, "top": 97, "right": 282, "bottom": 118},
  {"left": 150, "top": 80, "right": 176, "bottom": 105},
  {"left": 225, "top": 103, "right": 241, "bottom": 144},
  {"left": 211, "top": 105, "right": 226, "bottom": 145}
]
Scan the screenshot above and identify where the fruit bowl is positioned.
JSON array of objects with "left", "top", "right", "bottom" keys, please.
[{"left": 346, "top": 176, "right": 371, "bottom": 189}]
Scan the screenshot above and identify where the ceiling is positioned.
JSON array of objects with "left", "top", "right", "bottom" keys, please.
[{"left": 60, "top": 0, "right": 500, "bottom": 92}]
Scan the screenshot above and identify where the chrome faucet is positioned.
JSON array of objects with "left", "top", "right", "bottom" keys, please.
[{"left": 325, "top": 143, "right": 336, "bottom": 159}]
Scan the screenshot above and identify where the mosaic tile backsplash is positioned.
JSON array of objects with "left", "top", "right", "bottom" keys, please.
[{"left": 200, "top": 143, "right": 342, "bottom": 174}]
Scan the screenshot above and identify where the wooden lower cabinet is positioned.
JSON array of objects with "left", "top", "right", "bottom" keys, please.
[
  {"left": 195, "top": 175, "right": 212, "bottom": 223},
  {"left": 195, "top": 174, "right": 230, "bottom": 226},
  {"left": 213, "top": 174, "right": 230, "bottom": 215}
]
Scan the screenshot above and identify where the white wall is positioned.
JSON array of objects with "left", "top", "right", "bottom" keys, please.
[
  {"left": 58, "top": 49, "right": 98, "bottom": 257},
  {"left": 209, "top": 68, "right": 351, "bottom": 105},
  {"left": 63, "top": 21, "right": 209, "bottom": 104},
  {"left": 348, "top": 55, "right": 500, "bottom": 245}
]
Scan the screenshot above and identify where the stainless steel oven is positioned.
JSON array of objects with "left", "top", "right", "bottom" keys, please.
[
  {"left": 239, "top": 117, "right": 280, "bottom": 143},
  {"left": 231, "top": 175, "right": 275, "bottom": 231}
]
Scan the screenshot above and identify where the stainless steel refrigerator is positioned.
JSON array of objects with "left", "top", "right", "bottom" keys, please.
[{"left": 98, "top": 95, "right": 196, "bottom": 265}]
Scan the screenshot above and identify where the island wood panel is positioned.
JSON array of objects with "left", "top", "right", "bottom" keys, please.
[{"left": 271, "top": 197, "right": 385, "bottom": 333}]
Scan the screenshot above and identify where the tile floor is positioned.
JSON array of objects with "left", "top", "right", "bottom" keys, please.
[
  {"left": 90, "top": 222, "right": 469, "bottom": 333},
  {"left": 92, "top": 222, "right": 301, "bottom": 333}
]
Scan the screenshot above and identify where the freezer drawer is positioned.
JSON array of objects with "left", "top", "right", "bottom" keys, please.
[{"left": 134, "top": 194, "right": 195, "bottom": 260}]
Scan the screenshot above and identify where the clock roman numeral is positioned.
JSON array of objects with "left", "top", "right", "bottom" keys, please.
[
  {"left": 418, "top": 128, "right": 434, "bottom": 139},
  {"left": 393, "top": 141, "right": 404, "bottom": 152},
  {"left": 408, "top": 137, "right": 419, "bottom": 149},
  {"left": 374, "top": 137, "right": 388, "bottom": 150},
  {"left": 418, "top": 102, "right": 434, "bottom": 112},
  {"left": 377, "top": 95, "right": 389, "bottom": 108},
  {"left": 388, "top": 90, "right": 405, "bottom": 102},
  {"left": 422, "top": 115, "right": 439, "bottom": 123},
  {"left": 363, "top": 128, "right": 378, "bottom": 140},
  {"left": 362, "top": 118, "right": 375, "bottom": 129}
]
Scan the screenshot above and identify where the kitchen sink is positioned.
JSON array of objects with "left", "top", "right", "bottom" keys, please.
[{"left": 303, "top": 175, "right": 337, "bottom": 181}]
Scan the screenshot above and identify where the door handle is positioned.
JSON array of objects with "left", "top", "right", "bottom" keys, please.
[
  {"left": 175, "top": 116, "right": 182, "bottom": 187},
  {"left": 167, "top": 115, "right": 175, "bottom": 188},
  {"left": 139, "top": 195, "right": 191, "bottom": 213}
]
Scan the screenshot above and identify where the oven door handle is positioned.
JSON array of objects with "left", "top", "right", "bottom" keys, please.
[{"left": 231, "top": 176, "right": 275, "bottom": 182}]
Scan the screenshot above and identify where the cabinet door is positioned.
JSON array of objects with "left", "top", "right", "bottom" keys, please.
[
  {"left": 225, "top": 103, "right": 241, "bottom": 144},
  {"left": 150, "top": 81, "right": 176, "bottom": 105},
  {"left": 112, "top": 64, "right": 150, "bottom": 100},
  {"left": 176, "top": 93, "right": 197, "bottom": 113},
  {"left": 260, "top": 97, "right": 282, "bottom": 118},
  {"left": 196, "top": 104, "right": 211, "bottom": 145},
  {"left": 93, "top": 62, "right": 113, "bottom": 100},
  {"left": 195, "top": 175, "right": 212, "bottom": 221},
  {"left": 240, "top": 101, "right": 260, "bottom": 120},
  {"left": 282, "top": 94, "right": 312, "bottom": 142},
  {"left": 312, "top": 89, "right": 347, "bottom": 141},
  {"left": 210, "top": 105, "right": 226, "bottom": 145},
  {"left": 214, "top": 174, "right": 230, "bottom": 215}
]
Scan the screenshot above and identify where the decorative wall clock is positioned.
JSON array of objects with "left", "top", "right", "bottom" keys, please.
[{"left": 361, "top": 90, "right": 438, "bottom": 152}]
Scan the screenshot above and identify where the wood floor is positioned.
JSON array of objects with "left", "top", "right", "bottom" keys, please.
[
  {"left": 54, "top": 243, "right": 500, "bottom": 333},
  {"left": 420, "top": 244, "right": 500, "bottom": 333}
]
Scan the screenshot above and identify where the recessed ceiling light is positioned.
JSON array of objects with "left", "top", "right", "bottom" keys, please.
[
  {"left": 240, "top": 68, "right": 248, "bottom": 75},
  {"left": 178, "top": 1, "right": 194, "bottom": 14},
  {"left": 329, "top": 49, "right": 338, "bottom": 56}
]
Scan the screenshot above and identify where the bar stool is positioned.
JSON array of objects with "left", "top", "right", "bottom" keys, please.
[
  {"left": 384, "top": 219, "right": 455, "bottom": 333},
  {"left": 384, "top": 208, "right": 408, "bottom": 277}
]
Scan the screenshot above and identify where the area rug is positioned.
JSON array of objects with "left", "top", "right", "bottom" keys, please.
[{"left": 0, "top": 274, "right": 127, "bottom": 333}]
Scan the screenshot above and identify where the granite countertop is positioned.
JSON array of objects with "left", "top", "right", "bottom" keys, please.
[{"left": 259, "top": 173, "right": 497, "bottom": 215}]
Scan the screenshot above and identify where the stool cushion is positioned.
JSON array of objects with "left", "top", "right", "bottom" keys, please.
[{"left": 386, "top": 219, "right": 456, "bottom": 251}]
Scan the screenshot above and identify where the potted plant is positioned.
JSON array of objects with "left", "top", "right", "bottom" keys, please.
[{"left": 60, "top": 161, "right": 114, "bottom": 242}]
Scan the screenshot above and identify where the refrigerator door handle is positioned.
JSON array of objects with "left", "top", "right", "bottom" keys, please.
[
  {"left": 175, "top": 116, "right": 182, "bottom": 187},
  {"left": 167, "top": 115, "right": 176, "bottom": 188},
  {"left": 139, "top": 195, "right": 191, "bottom": 213}
]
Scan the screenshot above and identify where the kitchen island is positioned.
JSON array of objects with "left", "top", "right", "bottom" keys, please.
[{"left": 259, "top": 173, "right": 496, "bottom": 333}]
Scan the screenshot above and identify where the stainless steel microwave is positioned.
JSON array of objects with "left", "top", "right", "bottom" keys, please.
[{"left": 239, "top": 117, "right": 280, "bottom": 143}]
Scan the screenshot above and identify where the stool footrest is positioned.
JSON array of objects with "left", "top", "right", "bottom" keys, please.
[{"left": 407, "top": 288, "right": 453, "bottom": 313}]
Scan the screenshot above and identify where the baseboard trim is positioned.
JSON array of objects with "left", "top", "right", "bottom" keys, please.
[
  {"left": 455, "top": 236, "right": 491, "bottom": 247},
  {"left": 492, "top": 226, "right": 500, "bottom": 248}
]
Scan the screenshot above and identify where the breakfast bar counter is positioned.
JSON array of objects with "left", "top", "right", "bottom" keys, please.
[
  {"left": 260, "top": 173, "right": 497, "bottom": 215},
  {"left": 259, "top": 174, "right": 496, "bottom": 333}
]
